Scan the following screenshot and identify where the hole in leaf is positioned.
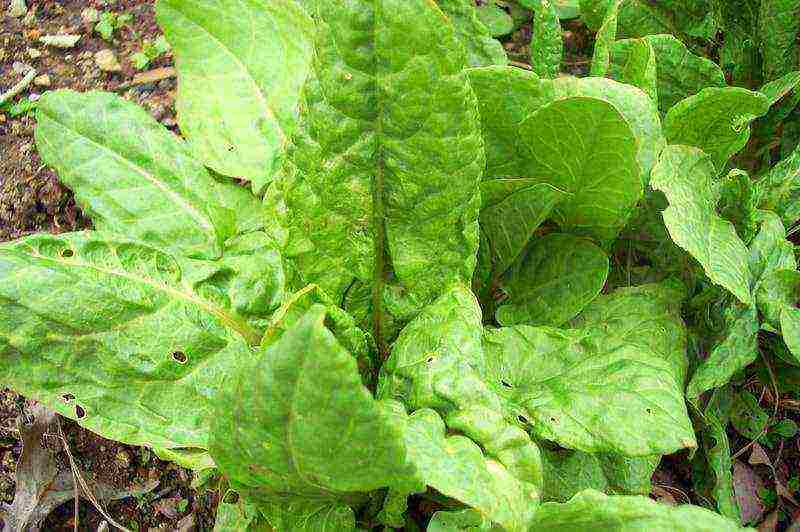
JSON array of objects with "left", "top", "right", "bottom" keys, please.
[
  {"left": 60, "top": 248, "right": 74, "bottom": 258},
  {"left": 223, "top": 491, "right": 240, "bottom": 504},
  {"left": 172, "top": 350, "right": 188, "bottom": 364},
  {"left": 517, "top": 415, "right": 528, "bottom": 424},
  {"left": 646, "top": 408, "right": 652, "bottom": 415},
  {"left": 61, "top": 393, "right": 75, "bottom": 404},
  {"left": 550, "top": 417, "right": 558, "bottom": 423},
  {"left": 501, "top": 379, "right": 512, "bottom": 388},
  {"left": 426, "top": 356, "right": 435, "bottom": 364},
  {"left": 75, "top": 405, "right": 86, "bottom": 419},
  {"left": 227, "top": 145, "right": 235, "bottom": 152}
]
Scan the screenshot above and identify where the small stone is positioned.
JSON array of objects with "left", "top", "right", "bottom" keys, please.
[
  {"left": 115, "top": 449, "right": 131, "bottom": 468},
  {"left": 33, "top": 74, "right": 50, "bottom": 86},
  {"left": 26, "top": 47, "right": 41, "bottom": 59},
  {"left": 95, "top": 49, "right": 122, "bottom": 72},
  {"left": 39, "top": 34, "right": 81, "bottom": 49},
  {"left": 8, "top": 0, "right": 26, "bottom": 17},
  {"left": 81, "top": 7, "right": 99, "bottom": 24}
]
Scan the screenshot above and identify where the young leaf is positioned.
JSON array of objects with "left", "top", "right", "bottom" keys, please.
[
  {"left": 663, "top": 87, "right": 771, "bottom": 171},
  {"left": 403, "top": 409, "right": 539, "bottom": 531},
  {"left": 610, "top": 34, "right": 726, "bottom": 113},
  {"left": 607, "top": 37, "right": 658, "bottom": 104},
  {"left": 496, "top": 233, "right": 609, "bottom": 327},
  {"left": 758, "top": 0, "right": 800, "bottom": 82},
  {"left": 479, "top": 180, "right": 566, "bottom": 277},
  {"left": 651, "top": 146, "right": 753, "bottom": 305},
  {"left": 590, "top": 0, "right": 623, "bottom": 77},
  {"left": 35, "top": 90, "right": 239, "bottom": 260},
  {"left": 435, "top": 0, "right": 508, "bottom": 67},
  {"left": 156, "top": 0, "right": 314, "bottom": 193},
  {"left": 482, "top": 325, "right": 696, "bottom": 456},
  {"left": 210, "top": 306, "right": 419, "bottom": 519},
  {"left": 516, "top": 96, "right": 642, "bottom": 241},
  {"left": 530, "top": 489, "right": 746, "bottom": 531},
  {"left": 0, "top": 232, "right": 261, "bottom": 449},
  {"left": 530, "top": 0, "right": 564, "bottom": 78},
  {"left": 268, "top": 0, "right": 483, "bottom": 347}
]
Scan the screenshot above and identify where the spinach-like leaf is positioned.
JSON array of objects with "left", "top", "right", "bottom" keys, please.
[
  {"left": 607, "top": 37, "right": 658, "bottom": 104},
  {"left": 156, "top": 0, "right": 314, "bottom": 192},
  {"left": 436, "top": 0, "right": 508, "bottom": 67},
  {"left": 758, "top": 142, "right": 800, "bottom": 226},
  {"left": 758, "top": 0, "right": 800, "bottom": 82},
  {"left": 530, "top": 0, "right": 564, "bottom": 78}
]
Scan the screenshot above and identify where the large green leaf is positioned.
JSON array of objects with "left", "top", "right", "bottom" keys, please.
[
  {"left": 482, "top": 325, "right": 695, "bottom": 455},
  {"left": 651, "top": 146, "right": 753, "bottom": 305},
  {"left": 757, "top": 270, "right": 800, "bottom": 361},
  {"left": 580, "top": 0, "right": 717, "bottom": 40},
  {"left": 210, "top": 305, "right": 418, "bottom": 516},
  {"left": 759, "top": 0, "right": 800, "bottom": 81},
  {"left": 530, "top": 0, "right": 564, "bottom": 78},
  {"left": 611, "top": 34, "right": 726, "bottom": 113},
  {"left": 530, "top": 489, "right": 746, "bottom": 531},
  {"left": 436, "top": 0, "right": 508, "bottom": 67},
  {"left": 758, "top": 142, "right": 800, "bottom": 227},
  {"left": 663, "top": 87, "right": 771, "bottom": 171},
  {"left": 0, "top": 232, "right": 261, "bottom": 449},
  {"left": 403, "top": 408, "right": 538, "bottom": 531},
  {"left": 748, "top": 211, "right": 797, "bottom": 289},
  {"left": 34, "top": 90, "right": 243, "bottom": 260},
  {"left": 379, "top": 285, "right": 544, "bottom": 490},
  {"left": 466, "top": 68, "right": 664, "bottom": 185},
  {"left": 156, "top": 0, "right": 314, "bottom": 192},
  {"left": 607, "top": 37, "right": 658, "bottom": 104},
  {"left": 266, "top": 0, "right": 483, "bottom": 347},
  {"left": 496, "top": 233, "right": 609, "bottom": 327},
  {"left": 516, "top": 97, "right": 641, "bottom": 241},
  {"left": 479, "top": 180, "right": 566, "bottom": 277}
]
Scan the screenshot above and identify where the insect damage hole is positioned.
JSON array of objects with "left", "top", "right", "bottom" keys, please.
[
  {"left": 60, "top": 248, "right": 74, "bottom": 258},
  {"left": 61, "top": 393, "right": 75, "bottom": 404},
  {"left": 500, "top": 379, "right": 513, "bottom": 389},
  {"left": 645, "top": 408, "right": 653, "bottom": 415},
  {"left": 517, "top": 415, "right": 528, "bottom": 424},
  {"left": 75, "top": 405, "right": 86, "bottom": 419},
  {"left": 171, "top": 350, "right": 188, "bottom": 364}
]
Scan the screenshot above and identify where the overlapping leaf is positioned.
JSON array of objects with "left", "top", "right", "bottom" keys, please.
[
  {"left": 156, "top": 0, "right": 314, "bottom": 192},
  {"left": 436, "top": 0, "right": 508, "bottom": 67},
  {"left": 530, "top": 0, "right": 564, "bottom": 78}
]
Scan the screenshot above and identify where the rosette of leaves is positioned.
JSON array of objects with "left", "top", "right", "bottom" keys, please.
[{"left": 0, "top": 0, "right": 763, "bottom": 530}]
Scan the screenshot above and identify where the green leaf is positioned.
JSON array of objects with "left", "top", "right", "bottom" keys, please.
[
  {"left": 757, "top": 270, "right": 800, "bottom": 361},
  {"left": 611, "top": 34, "right": 726, "bottom": 113},
  {"left": 580, "top": 0, "right": 717, "bottom": 40},
  {"left": 516, "top": 96, "right": 641, "bottom": 241},
  {"left": 210, "top": 306, "right": 417, "bottom": 514},
  {"left": 719, "top": 169, "right": 760, "bottom": 244},
  {"left": 607, "top": 37, "right": 658, "bottom": 104},
  {"left": 759, "top": 70, "right": 800, "bottom": 106},
  {"left": 758, "top": 0, "right": 800, "bottom": 82},
  {"left": 267, "top": 0, "right": 483, "bottom": 346},
  {"left": 379, "top": 285, "right": 544, "bottom": 490},
  {"left": 570, "top": 280, "right": 690, "bottom": 385},
  {"left": 428, "top": 509, "right": 496, "bottom": 531},
  {"left": 436, "top": 0, "right": 508, "bottom": 67},
  {"left": 34, "top": 90, "right": 241, "bottom": 260},
  {"left": 651, "top": 146, "right": 753, "bottom": 305},
  {"left": 700, "top": 397, "right": 741, "bottom": 520},
  {"left": 730, "top": 390, "right": 770, "bottom": 439},
  {"left": 590, "top": 0, "right": 623, "bottom": 77},
  {"left": 482, "top": 324, "right": 696, "bottom": 455},
  {"left": 475, "top": 1, "right": 515, "bottom": 36},
  {"left": 553, "top": 0, "right": 580, "bottom": 19},
  {"left": 748, "top": 211, "right": 796, "bottom": 290},
  {"left": 542, "top": 449, "right": 658, "bottom": 502},
  {"left": 686, "top": 306, "right": 760, "bottom": 399},
  {"left": 758, "top": 142, "right": 800, "bottom": 227},
  {"left": 156, "top": 0, "right": 314, "bottom": 193},
  {"left": 0, "top": 232, "right": 260, "bottom": 449},
  {"left": 530, "top": 489, "right": 746, "bottom": 531},
  {"left": 213, "top": 496, "right": 261, "bottom": 531},
  {"left": 403, "top": 408, "right": 538, "bottom": 531},
  {"left": 258, "top": 501, "right": 356, "bottom": 532},
  {"left": 479, "top": 180, "right": 566, "bottom": 277},
  {"left": 530, "top": 0, "right": 563, "bottom": 78},
  {"left": 663, "top": 87, "right": 771, "bottom": 171},
  {"left": 496, "top": 233, "right": 609, "bottom": 327},
  {"left": 467, "top": 68, "right": 664, "bottom": 186}
]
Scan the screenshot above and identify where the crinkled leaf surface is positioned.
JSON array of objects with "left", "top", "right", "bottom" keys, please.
[
  {"left": 475, "top": 1, "right": 515, "bottom": 36},
  {"left": 213, "top": 498, "right": 261, "bottom": 532},
  {"left": 748, "top": 211, "right": 797, "bottom": 290},
  {"left": 516, "top": 96, "right": 641, "bottom": 241},
  {"left": 663, "top": 87, "right": 771, "bottom": 171},
  {"left": 758, "top": 0, "right": 800, "bottom": 82},
  {"left": 651, "top": 146, "right": 753, "bottom": 305},
  {"left": 379, "top": 286, "right": 544, "bottom": 490},
  {"left": 570, "top": 281, "right": 689, "bottom": 384},
  {"left": 580, "top": 0, "right": 717, "bottom": 40},
  {"left": 607, "top": 37, "right": 658, "bottom": 104},
  {"left": 530, "top": 0, "right": 563, "bottom": 78},
  {"left": 496, "top": 233, "right": 609, "bottom": 327},
  {"left": 759, "top": 143, "right": 800, "bottom": 227},
  {"left": 210, "top": 306, "right": 418, "bottom": 515},
  {"left": 156, "top": 0, "right": 314, "bottom": 192},
  {"left": 467, "top": 68, "right": 664, "bottom": 185},
  {"left": 267, "top": 0, "right": 483, "bottom": 346},
  {"left": 257, "top": 501, "right": 356, "bottom": 532},
  {"left": 757, "top": 270, "right": 800, "bottom": 361},
  {"left": 686, "top": 306, "right": 760, "bottom": 399},
  {"left": 0, "top": 232, "right": 259, "bottom": 449},
  {"left": 436, "top": 0, "right": 508, "bottom": 67},
  {"left": 403, "top": 408, "right": 538, "bottom": 531},
  {"left": 590, "top": 0, "right": 623, "bottom": 77},
  {"left": 428, "top": 509, "right": 497, "bottom": 531},
  {"left": 479, "top": 180, "right": 566, "bottom": 277},
  {"left": 530, "top": 489, "right": 746, "bottom": 531},
  {"left": 611, "top": 34, "right": 725, "bottom": 113},
  {"left": 482, "top": 324, "right": 695, "bottom": 456},
  {"left": 760, "top": 70, "right": 800, "bottom": 106},
  {"left": 35, "top": 90, "right": 238, "bottom": 260}
]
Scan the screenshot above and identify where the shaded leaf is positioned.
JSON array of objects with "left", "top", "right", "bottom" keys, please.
[
  {"left": 530, "top": 0, "right": 564, "bottom": 78},
  {"left": 758, "top": 0, "right": 800, "bottom": 82}
]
